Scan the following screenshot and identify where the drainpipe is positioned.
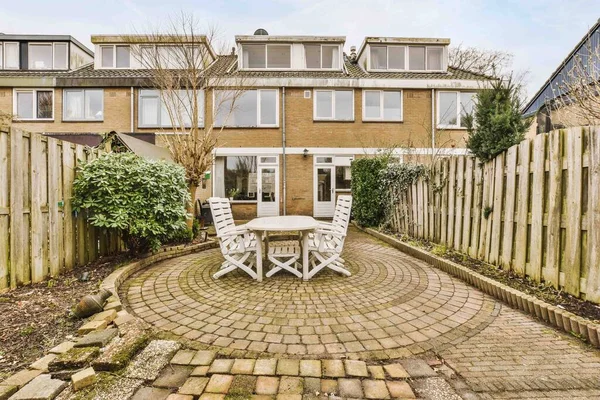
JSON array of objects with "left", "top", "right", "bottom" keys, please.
[
  {"left": 130, "top": 87, "right": 134, "bottom": 132},
  {"left": 282, "top": 87, "right": 287, "bottom": 215},
  {"left": 431, "top": 88, "right": 436, "bottom": 158}
]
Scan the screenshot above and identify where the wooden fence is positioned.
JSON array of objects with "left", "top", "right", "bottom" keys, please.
[
  {"left": 0, "top": 127, "right": 123, "bottom": 291},
  {"left": 390, "top": 126, "right": 600, "bottom": 303}
]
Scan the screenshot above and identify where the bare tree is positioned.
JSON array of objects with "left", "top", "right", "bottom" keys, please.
[
  {"left": 0, "top": 110, "right": 12, "bottom": 128},
  {"left": 449, "top": 44, "right": 513, "bottom": 79},
  {"left": 125, "top": 13, "right": 249, "bottom": 227}
]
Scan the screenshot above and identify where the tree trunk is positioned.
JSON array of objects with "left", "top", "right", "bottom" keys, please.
[{"left": 187, "top": 182, "right": 198, "bottom": 229}]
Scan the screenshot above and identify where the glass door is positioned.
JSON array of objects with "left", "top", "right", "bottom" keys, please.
[
  {"left": 257, "top": 166, "right": 279, "bottom": 216},
  {"left": 313, "top": 158, "right": 335, "bottom": 217}
]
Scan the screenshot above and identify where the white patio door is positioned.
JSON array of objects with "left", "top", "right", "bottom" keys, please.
[
  {"left": 257, "top": 165, "right": 279, "bottom": 217},
  {"left": 314, "top": 160, "right": 335, "bottom": 217}
]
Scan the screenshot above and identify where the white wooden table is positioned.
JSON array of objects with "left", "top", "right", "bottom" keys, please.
[{"left": 246, "top": 216, "right": 320, "bottom": 281}]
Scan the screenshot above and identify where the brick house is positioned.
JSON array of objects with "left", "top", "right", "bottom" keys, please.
[{"left": 0, "top": 31, "right": 489, "bottom": 218}]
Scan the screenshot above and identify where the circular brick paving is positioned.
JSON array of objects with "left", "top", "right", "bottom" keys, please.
[{"left": 120, "top": 228, "right": 499, "bottom": 360}]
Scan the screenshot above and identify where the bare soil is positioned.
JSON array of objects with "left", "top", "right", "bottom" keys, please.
[{"left": 387, "top": 231, "right": 600, "bottom": 323}]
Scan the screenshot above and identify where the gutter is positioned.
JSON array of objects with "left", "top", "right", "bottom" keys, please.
[{"left": 282, "top": 87, "right": 287, "bottom": 215}]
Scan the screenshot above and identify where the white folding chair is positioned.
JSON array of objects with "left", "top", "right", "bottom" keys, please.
[
  {"left": 208, "top": 197, "right": 259, "bottom": 280},
  {"left": 266, "top": 241, "right": 302, "bottom": 278},
  {"left": 306, "top": 195, "right": 353, "bottom": 279}
]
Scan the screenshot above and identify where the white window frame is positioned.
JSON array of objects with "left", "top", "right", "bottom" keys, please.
[
  {"left": 369, "top": 45, "right": 406, "bottom": 71},
  {"left": 362, "top": 90, "right": 403, "bottom": 122},
  {"left": 426, "top": 46, "right": 444, "bottom": 72},
  {"left": 62, "top": 89, "right": 104, "bottom": 121},
  {"left": 13, "top": 88, "right": 54, "bottom": 121},
  {"left": 213, "top": 89, "right": 279, "bottom": 128},
  {"left": 138, "top": 89, "right": 205, "bottom": 129},
  {"left": 241, "top": 44, "right": 292, "bottom": 70},
  {"left": 27, "top": 43, "right": 69, "bottom": 70},
  {"left": 313, "top": 89, "right": 354, "bottom": 121},
  {"left": 436, "top": 91, "right": 476, "bottom": 129},
  {"left": 99, "top": 45, "right": 131, "bottom": 69},
  {"left": 368, "top": 44, "right": 445, "bottom": 72},
  {"left": 0, "top": 43, "right": 3, "bottom": 69},
  {"left": 2, "top": 42, "right": 19, "bottom": 70},
  {"left": 304, "top": 44, "right": 342, "bottom": 70}
]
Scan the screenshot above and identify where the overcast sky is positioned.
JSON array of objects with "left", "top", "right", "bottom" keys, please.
[{"left": 1, "top": 0, "right": 598, "bottom": 100}]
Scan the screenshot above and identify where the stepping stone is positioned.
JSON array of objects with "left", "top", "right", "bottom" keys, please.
[
  {"left": 300, "top": 360, "right": 321, "bottom": 377},
  {"left": 92, "top": 309, "right": 118, "bottom": 324},
  {"left": 30, "top": 355, "right": 57, "bottom": 372},
  {"left": 153, "top": 366, "right": 193, "bottom": 388},
  {"left": 344, "top": 360, "right": 368, "bottom": 377},
  {"left": 93, "top": 320, "right": 149, "bottom": 371},
  {"left": 208, "top": 359, "right": 234, "bottom": 374},
  {"left": 362, "top": 379, "right": 390, "bottom": 399},
  {"left": 255, "top": 376, "right": 279, "bottom": 395},
  {"left": 321, "top": 379, "right": 338, "bottom": 395},
  {"left": 205, "top": 374, "right": 233, "bottom": 394},
  {"left": 125, "top": 340, "right": 181, "bottom": 381},
  {"left": 411, "top": 377, "right": 461, "bottom": 400},
  {"left": 179, "top": 377, "right": 209, "bottom": 396},
  {"left": 166, "top": 395, "right": 193, "bottom": 400},
  {"left": 10, "top": 374, "right": 67, "bottom": 400},
  {"left": 228, "top": 375, "right": 257, "bottom": 397},
  {"left": 132, "top": 386, "right": 171, "bottom": 400},
  {"left": 49, "top": 347, "right": 100, "bottom": 372},
  {"left": 400, "top": 359, "right": 437, "bottom": 378},
  {"left": 386, "top": 381, "right": 416, "bottom": 399},
  {"left": 383, "top": 363, "right": 410, "bottom": 378},
  {"left": 171, "top": 350, "right": 197, "bottom": 365},
  {"left": 338, "top": 378, "right": 363, "bottom": 399},
  {"left": 231, "top": 359, "right": 255, "bottom": 375},
  {"left": 190, "top": 350, "right": 216, "bottom": 366},
  {"left": 191, "top": 366, "right": 209, "bottom": 377},
  {"left": 253, "top": 359, "right": 277, "bottom": 375},
  {"left": 77, "top": 320, "right": 107, "bottom": 335},
  {"left": 367, "top": 365, "right": 385, "bottom": 380},
  {"left": 2, "top": 369, "right": 43, "bottom": 389},
  {"left": 104, "top": 300, "right": 122, "bottom": 312},
  {"left": 49, "top": 342, "right": 75, "bottom": 355},
  {"left": 276, "top": 359, "right": 299, "bottom": 376},
  {"left": 279, "top": 376, "right": 303, "bottom": 394},
  {"left": 198, "top": 395, "right": 225, "bottom": 400},
  {"left": 322, "top": 360, "right": 344, "bottom": 378},
  {"left": 50, "top": 369, "right": 83, "bottom": 381},
  {"left": 96, "top": 376, "right": 144, "bottom": 400},
  {"left": 114, "top": 313, "right": 134, "bottom": 327},
  {"left": 72, "top": 367, "right": 96, "bottom": 391},
  {"left": 0, "top": 384, "right": 18, "bottom": 400},
  {"left": 303, "top": 377, "right": 321, "bottom": 394},
  {"left": 75, "top": 328, "right": 118, "bottom": 348}
]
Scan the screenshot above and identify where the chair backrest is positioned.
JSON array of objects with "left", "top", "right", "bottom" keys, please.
[
  {"left": 332, "top": 195, "right": 352, "bottom": 234},
  {"left": 208, "top": 197, "right": 236, "bottom": 237}
]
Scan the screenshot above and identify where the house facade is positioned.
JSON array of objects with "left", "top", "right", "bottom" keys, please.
[{"left": 0, "top": 31, "right": 488, "bottom": 219}]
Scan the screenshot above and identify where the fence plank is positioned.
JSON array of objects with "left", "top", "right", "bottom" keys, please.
[
  {"left": 544, "top": 129, "right": 563, "bottom": 288},
  {"left": 514, "top": 139, "right": 531, "bottom": 275},
  {"left": 478, "top": 162, "right": 492, "bottom": 260},
  {"left": 564, "top": 127, "right": 583, "bottom": 296},
  {"left": 440, "top": 160, "right": 448, "bottom": 245},
  {"left": 586, "top": 127, "right": 600, "bottom": 301},
  {"left": 489, "top": 154, "right": 504, "bottom": 264},
  {"left": 47, "top": 138, "right": 62, "bottom": 277},
  {"left": 63, "top": 144, "right": 76, "bottom": 270},
  {"left": 423, "top": 179, "right": 430, "bottom": 240},
  {"left": 0, "top": 130, "right": 8, "bottom": 290},
  {"left": 470, "top": 162, "right": 483, "bottom": 258},
  {"left": 528, "top": 134, "right": 546, "bottom": 282},
  {"left": 417, "top": 179, "right": 424, "bottom": 238},
  {"left": 30, "top": 133, "right": 44, "bottom": 283},
  {"left": 75, "top": 146, "right": 87, "bottom": 266},
  {"left": 411, "top": 183, "right": 418, "bottom": 237},
  {"left": 454, "top": 156, "right": 464, "bottom": 250},
  {"left": 447, "top": 157, "right": 456, "bottom": 247},
  {"left": 461, "top": 157, "right": 474, "bottom": 253},
  {"left": 9, "top": 130, "right": 25, "bottom": 287},
  {"left": 501, "top": 146, "right": 518, "bottom": 269}
]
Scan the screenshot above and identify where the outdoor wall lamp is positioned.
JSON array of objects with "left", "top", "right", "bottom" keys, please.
[{"left": 303, "top": 148, "right": 309, "bottom": 158}]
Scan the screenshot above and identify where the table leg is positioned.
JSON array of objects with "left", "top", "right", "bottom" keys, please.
[
  {"left": 302, "top": 231, "right": 309, "bottom": 281},
  {"left": 255, "top": 230, "right": 263, "bottom": 282},
  {"left": 265, "top": 231, "right": 269, "bottom": 261}
]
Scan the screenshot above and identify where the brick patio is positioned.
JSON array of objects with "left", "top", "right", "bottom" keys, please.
[{"left": 120, "top": 228, "right": 600, "bottom": 399}]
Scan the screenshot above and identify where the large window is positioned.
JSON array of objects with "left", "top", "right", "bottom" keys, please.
[
  {"left": 242, "top": 44, "right": 291, "bottom": 69},
  {"left": 437, "top": 91, "right": 477, "bottom": 128},
  {"left": 2, "top": 42, "right": 19, "bottom": 69},
  {"left": 305, "top": 44, "right": 340, "bottom": 69},
  {"left": 14, "top": 89, "right": 53, "bottom": 120},
  {"left": 138, "top": 89, "right": 204, "bottom": 128},
  {"left": 336, "top": 166, "right": 351, "bottom": 190},
  {"left": 63, "top": 89, "right": 103, "bottom": 121},
  {"left": 214, "top": 89, "right": 278, "bottom": 127},
  {"left": 369, "top": 44, "right": 444, "bottom": 71},
  {"left": 314, "top": 90, "right": 353, "bottom": 121},
  {"left": 214, "top": 156, "right": 258, "bottom": 201},
  {"left": 28, "top": 43, "right": 67, "bottom": 70},
  {"left": 363, "top": 90, "right": 402, "bottom": 121},
  {"left": 370, "top": 45, "right": 405, "bottom": 70},
  {"left": 100, "top": 45, "right": 130, "bottom": 68}
]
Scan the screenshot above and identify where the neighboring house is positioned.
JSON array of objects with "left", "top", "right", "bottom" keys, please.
[
  {"left": 522, "top": 19, "right": 600, "bottom": 137},
  {"left": 0, "top": 30, "right": 490, "bottom": 218}
]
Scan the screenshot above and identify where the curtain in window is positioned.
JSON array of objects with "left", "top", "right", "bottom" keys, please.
[{"left": 64, "top": 90, "right": 84, "bottom": 120}]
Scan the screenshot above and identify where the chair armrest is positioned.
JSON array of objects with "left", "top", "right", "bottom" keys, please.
[
  {"left": 315, "top": 228, "right": 346, "bottom": 237},
  {"left": 218, "top": 227, "right": 251, "bottom": 239}
]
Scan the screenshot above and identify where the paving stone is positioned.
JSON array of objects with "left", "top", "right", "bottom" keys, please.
[
  {"left": 125, "top": 340, "right": 181, "bottom": 380},
  {"left": 255, "top": 376, "right": 279, "bottom": 395},
  {"left": 275, "top": 395, "right": 301, "bottom": 400},
  {"left": 95, "top": 375, "right": 144, "bottom": 400},
  {"left": 205, "top": 374, "right": 233, "bottom": 394},
  {"left": 92, "top": 323, "right": 149, "bottom": 371},
  {"left": 71, "top": 367, "right": 96, "bottom": 392},
  {"left": 343, "top": 360, "right": 368, "bottom": 377},
  {"left": 208, "top": 359, "right": 234, "bottom": 374},
  {"left": 299, "top": 360, "right": 321, "bottom": 377},
  {"left": 48, "top": 347, "right": 99, "bottom": 372},
  {"left": 10, "top": 374, "right": 68, "bottom": 400},
  {"left": 131, "top": 386, "right": 171, "bottom": 400},
  {"left": 153, "top": 365, "right": 193, "bottom": 388},
  {"left": 179, "top": 377, "right": 209, "bottom": 396},
  {"left": 166, "top": 395, "right": 193, "bottom": 400},
  {"left": 0, "top": 384, "right": 18, "bottom": 400},
  {"left": 278, "top": 377, "right": 303, "bottom": 394},
  {"left": 198, "top": 394, "right": 225, "bottom": 400},
  {"left": 367, "top": 365, "right": 385, "bottom": 380},
  {"left": 114, "top": 313, "right": 135, "bottom": 327},
  {"left": 399, "top": 359, "right": 437, "bottom": 378},
  {"left": 1, "top": 370, "right": 43, "bottom": 389},
  {"left": 303, "top": 377, "right": 321, "bottom": 395},
  {"left": 320, "top": 379, "right": 338, "bottom": 395},
  {"left": 48, "top": 342, "right": 75, "bottom": 355},
  {"left": 322, "top": 360, "right": 344, "bottom": 378},
  {"left": 92, "top": 309, "right": 118, "bottom": 324},
  {"left": 231, "top": 359, "right": 255, "bottom": 375},
  {"left": 171, "top": 350, "right": 197, "bottom": 365},
  {"left": 30, "top": 355, "right": 57, "bottom": 372},
  {"left": 386, "top": 381, "right": 416, "bottom": 399},
  {"left": 338, "top": 379, "right": 363, "bottom": 399},
  {"left": 104, "top": 301, "right": 122, "bottom": 312},
  {"left": 77, "top": 320, "right": 107, "bottom": 335},
  {"left": 75, "top": 328, "right": 118, "bottom": 348},
  {"left": 362, "top": 380, "right": 390, "bottom": 399},
  {"left": 254, "top": 359, "right": 277, "bottom": 375},
  {"left": 383, "top": 363, "right": 410, "bottom": 379},
  {"left": 411, "top": 377, "right": 461, "bottom": 400},
  {"left": 191, "top": 366, "right": 210, "bottom": 377},
  {"left": 49, "top": 369, "right": 83, "bottom": 381},
  {"left": 190, "top": 351, "right": 217, "bottom": 366},
  {"left": 228, "top": 375, "right": 257, "bottom": 397},
  {"left": 276, "top": 359, "right": 299, "bottom": 376}
]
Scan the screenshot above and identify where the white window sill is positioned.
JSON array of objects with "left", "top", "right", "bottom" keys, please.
[
  {"left": 437, "top": 125, "right": 467, "bottom": 130},
  {"left": 313, "top": 118, "right": 355, "bottom": 122},
  {"left": 362, "top": 119, "right": 403, "bottom": 122},
  {"left": 214, "top": 125, "right": 280, "bottom": 129},
  {"left": 230, "top": 200, "right": 258, "bottom": 204},
  {"left": 14, "top": 118, "right": 54, "bottom": 122},
  {"left": 63, "top": 119, "right": 104, "bottom": 122}
]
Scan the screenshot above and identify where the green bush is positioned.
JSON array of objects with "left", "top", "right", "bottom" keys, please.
[
  {"left": 351, "top": 157, "right": 387, "bottom": 227},
  {"left": 464, "top": 78, "right": 530, "bottom": 161},
  {"left": 164, "top": 226, "right": 194, "bottom": 245},
  {"left": 73, "top": 152, "right": 189, "bottom": 253}
]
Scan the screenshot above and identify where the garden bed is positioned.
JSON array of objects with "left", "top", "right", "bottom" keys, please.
[{"left": 384, "top": 230, "right": 600, "bottom": 323}]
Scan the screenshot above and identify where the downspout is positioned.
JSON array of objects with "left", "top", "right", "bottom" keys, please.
[
  {"left": 130, "top": 87, "right": 134, "bottom": 132},
  {"left": 282, "top": 87, "right": 287, "bottom": 215},
  {"left": 431, "top": 88, "right": 436, "bottom": 158}
]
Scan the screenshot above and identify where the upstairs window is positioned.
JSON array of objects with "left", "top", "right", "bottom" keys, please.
[
  {"left": 437, "top": 91, "right": 477, "bottom": 128},
  {"left": 370, "top": 45, "right": 405, "bottom": 70},
  {"left": 363, "top": 90, "right": 402, "bottom": 121},
  {"left": 214, "top": 89, "right": 278, "bottom": 127},
  {"left": 14, "top": 89, "right": 53, "bottom": 120},
  {"left": 138, "top": 89, "right": 204, "bottom": 128},
  {"left": 369, "top": 44, "right": 444, "bottom": 71},
  {"left": 427, "top": 47, "right": 443, "bottom": 70},
  {"left": 305, "top": 44, "right": 340, "bottom": 69},
  {"left": 100, "top": 45, "right": 130, "bottom": 68},
  {"left": 314, "top": 90, "right": 353, "bottom": 121},
  {"left": 242, "top": 44, "right": 291, "bottom": 69},
  {"left": 3, "top": 43, "right": 19, "bottom": 69},
  {"left": 63, "top": 89, "right": 103, "bottom": 121},
  {"left": 408, "top": 46, "right": 425, "bottom": 70},
  {"left": 28, "top": 43, "right": 68, "bottom": 70}
]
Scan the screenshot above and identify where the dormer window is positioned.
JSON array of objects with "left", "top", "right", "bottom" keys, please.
[
  {"left": 28, "top": 43, "right": 68, "bottom": 70},
  {"left": 305, "top": 44, "right": 340, "bottom": 69},
  {"left": 242, "top": 44, "right": 291, "bottom": 69},
  {"left": 369, "top": 44, "right": 444, "bottom": 71},
  {"left": 100, "top": 45, "right": 130, "bottom": 68},
  {"left": 1, "top": 42, "right": 19, "bottom": 69}
]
